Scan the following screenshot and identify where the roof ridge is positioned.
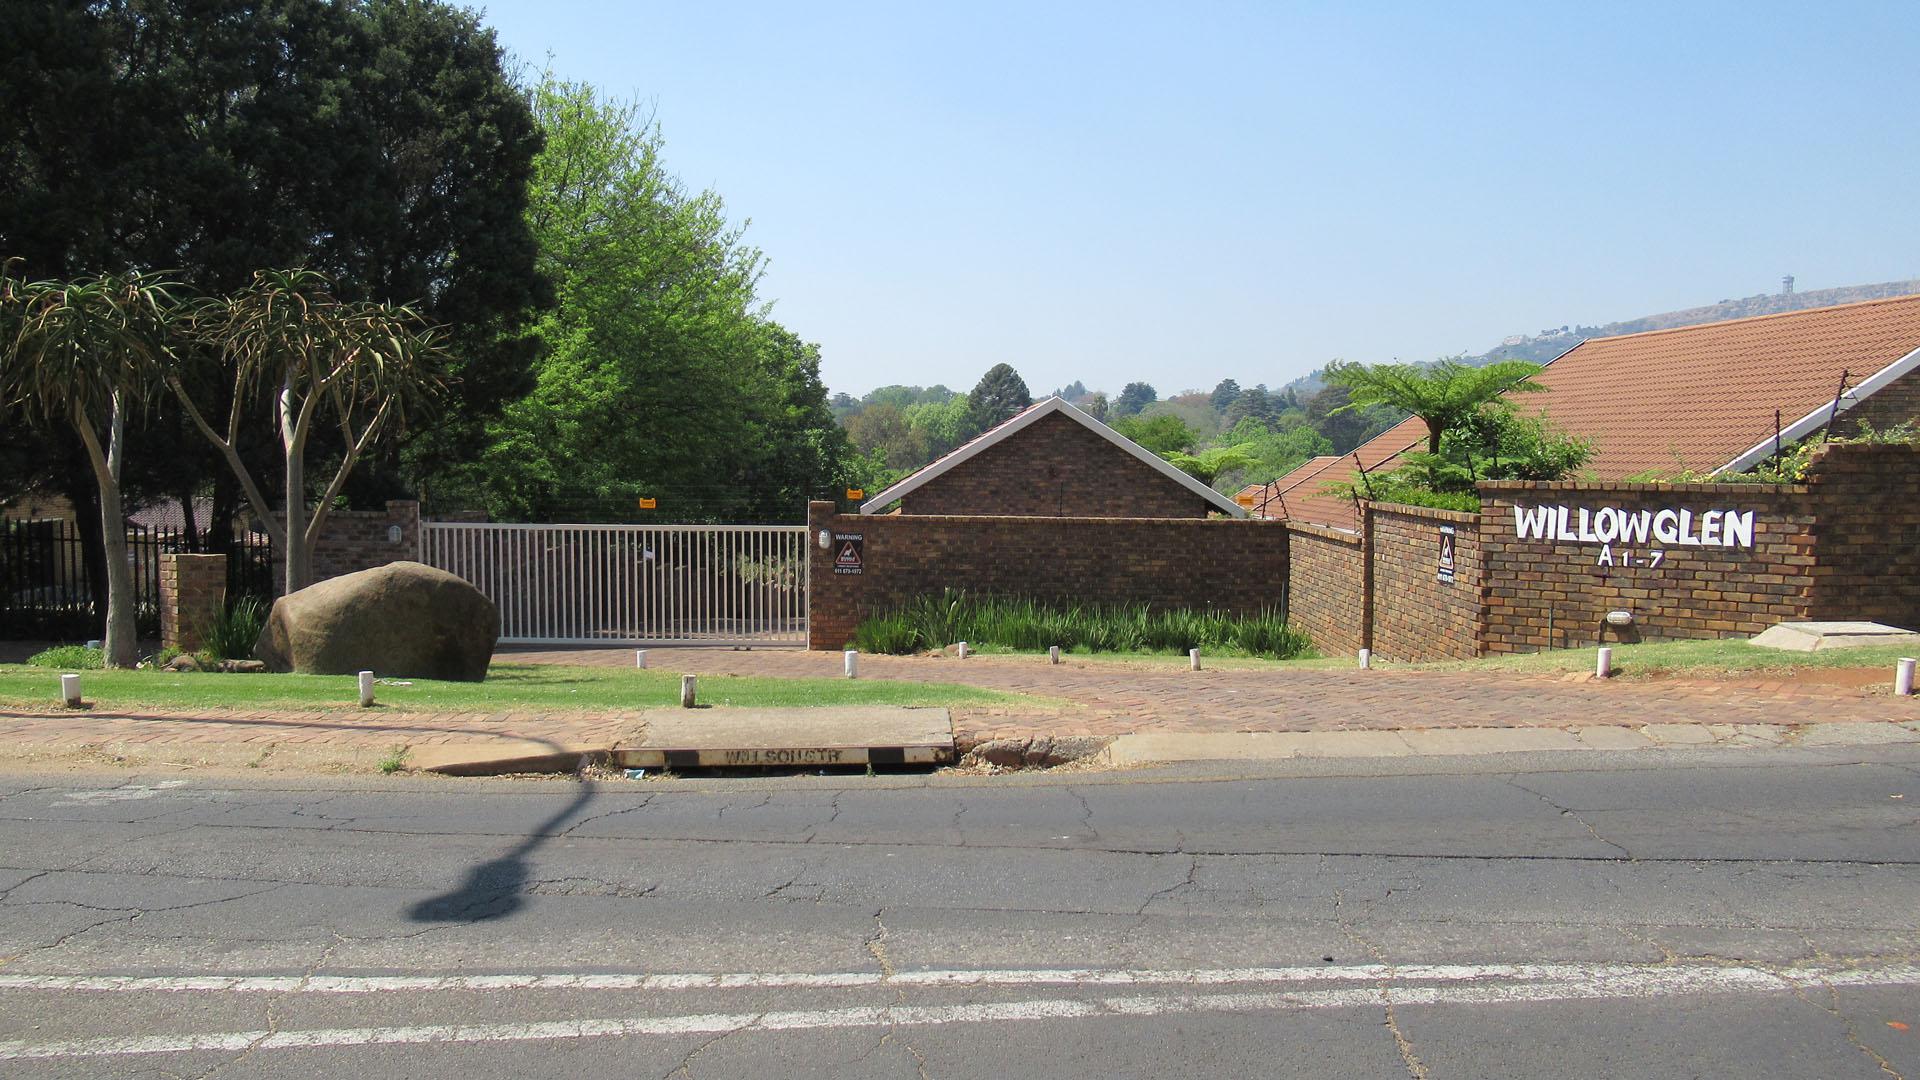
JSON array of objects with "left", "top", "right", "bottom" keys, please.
[{"left": 1577, "top": 290, "right": 1920, "bottom": 345}]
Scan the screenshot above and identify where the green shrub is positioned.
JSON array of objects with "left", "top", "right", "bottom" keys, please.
[
  {"left": 25, "top": 644, "right": 104, "bottom": 669},
  {"left": 200, "top": 596, "right": 268, "bottom": 661},
  {"left": 851, "top": 590, "right": 1312, "bottom": 660}
]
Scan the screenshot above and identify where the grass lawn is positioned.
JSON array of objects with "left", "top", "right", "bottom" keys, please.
[
  {"left": 1415, "top": 638, "right": 1918, "bottom": 679},
  {"left": 0, "top": 662, "right": 1027, "bottom": 713}
]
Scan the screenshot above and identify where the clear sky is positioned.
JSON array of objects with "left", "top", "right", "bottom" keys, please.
[{"left": 473, "top": 1, "right": 1920, "bottom": 400}]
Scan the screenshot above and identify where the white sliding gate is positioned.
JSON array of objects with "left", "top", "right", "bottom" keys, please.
[{"left": 419, "top": 522, "right": 808, "bottom": 646}]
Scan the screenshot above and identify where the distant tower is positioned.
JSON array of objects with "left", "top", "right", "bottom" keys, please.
[{"left": 1781, "top": 274, "right": 1795, "bottom": 296}]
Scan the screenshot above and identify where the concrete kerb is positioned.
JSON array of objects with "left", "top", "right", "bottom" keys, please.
[{"left": 1100, "top": 720, "right": 1920, "bottom": 767}]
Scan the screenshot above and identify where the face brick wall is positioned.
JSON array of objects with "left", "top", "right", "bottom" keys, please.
[
  {"left": 900, "top": 412, "right": 1216, "bottom": 518},
  {"left": 1803, "top": 443, "right": 1920, "bottom": 629},
  {"left": 159, "top": 553, "right": 227, "bottom": 651},
  {"left": 277, "top": 501, "right": 422, "bottom": 593},
  {"left": 1478, "top": 483, "right": 1813, "bottom": 652},
  {"left": 1282, "top": 523, "right": 1364, "bottom": 657},
  {"left": 1834, "top": 366, "right": 1920, "bottom": 438},
  {"left": 807, "top": 502, "right": 1287, "bottom": 649},
  {"left": 1369, "top": 505, "right": 1485, "bottom": 662}
]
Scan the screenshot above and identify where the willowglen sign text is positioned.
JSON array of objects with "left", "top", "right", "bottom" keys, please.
[
  {"left": 1513, "top": 504, "right": 1755, "bottom": 568},
  {"left": 1514, "top": 505, "right": 1755, "bottom": 548}
]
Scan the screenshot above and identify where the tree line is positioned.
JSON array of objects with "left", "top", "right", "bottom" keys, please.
[{"left": 2, "top": 0, "right": 855, "bottom": 640}]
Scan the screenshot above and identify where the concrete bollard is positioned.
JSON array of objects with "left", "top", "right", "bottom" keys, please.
[
  {"left": 60, "top": 673, "right": 82, "bottom": 708},
  {"left": 1357, "top": 649, "right": 1371, "bottom": 670},
  {"left": 1597, "top": 647, "right": 1614, "bottom": 679},
  {"left": 680, "top": 675, "right": 698, "bottom": 708},
  {"left": 634, "top": 650, "right": 648, "bottom": 669},
  {"left": 357, "top": 670, "right": 375, "bottom": 708},
  {"left": 845, "top": 650, "right": 859, "bottom": 679},
  {"left": 957, "top": 641, "right": 969, "bottom": 660},
  {"left": 1190, "top": 648, "right": 1202, "bottom": 671},
  {"left": 1898, "top": 657, "right": 1916, "bottom": 697},
  {"left": 1049, "top": 645, "right": 1061, "bottom": 665}
]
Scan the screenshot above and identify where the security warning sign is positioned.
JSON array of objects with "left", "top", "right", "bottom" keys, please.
[
  {"left": 1437, "top": 524, "right": 1456, "bottom": 584},
  {"left": 833, "top": 532, "right": 864, "bottom": 575}
]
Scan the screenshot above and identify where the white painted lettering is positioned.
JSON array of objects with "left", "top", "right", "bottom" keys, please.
[
  {"left": 1723, "top": 510, "right": 1753, "bottom": 547},
  {"left": 1555, "top": 506, "right": 1572, "bottom": 541},
  {"left": 1679, "top": 509, "right": 1700, "bottom": 546},
  {"left": 1652, "top": 510, "right": 1680, "bottom": 545},
  {"left": 1514, "top": 505, "right": 1553, "bottom": 540},
  {"left": 1700, "top": 510, "right": 1722, "bottom": 546},
  {"left": 1576, "top": 508, "right": 1597, "bottom": 543},
  {"left": 1597, "top": 544, "right": 1614, "bottom": 567},
  {"left": 1594, "top": 507, "right": 1621, "bottom": 544},
  {"left": 1621, "top": 510, "right": 1652, "bottom": 545}
]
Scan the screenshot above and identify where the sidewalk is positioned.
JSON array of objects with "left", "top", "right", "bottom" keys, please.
[{"left": 2, "top": 646, "right": 1916, "bottom": 773}]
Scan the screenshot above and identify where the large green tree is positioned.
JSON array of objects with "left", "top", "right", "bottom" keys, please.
[
  {"left": 0, "top": 0, "right": 547, "bottom": 532},
  {"left": 966, "top": 363, "right": 1032, "bottom": 431},
  {"left": 458, "top": 75, "right": 844, "bottom": 522}
]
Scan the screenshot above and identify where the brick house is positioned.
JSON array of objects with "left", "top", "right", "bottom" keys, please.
[
  {"left": 860, "top": 396, "right": 1246, "bottom": 519},
  {"left": 1250, "top": 293, "right": 1920, "bottom": 530}
]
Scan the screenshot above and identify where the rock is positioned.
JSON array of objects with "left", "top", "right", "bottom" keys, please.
[
  {"left": 217, "top": 659, "right": 268, "bottom": 674},
  {"left": 163, "top": 654, "right": 202, "bottom": 672},
  {"left": 255, "top": 561, "right": 497, "bottom": 682}
]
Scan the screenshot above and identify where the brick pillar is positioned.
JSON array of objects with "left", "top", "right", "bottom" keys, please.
[{"left": 160, "top": 553, "right": 228, "bottom": 652}]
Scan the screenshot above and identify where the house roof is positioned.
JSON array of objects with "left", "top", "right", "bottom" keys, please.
[
  {"left": 860, "top": 396, "right": 1248, "bottom": 517},
  {"left": 1266, "top": 292, "right": 1920, "bottom": 530}
]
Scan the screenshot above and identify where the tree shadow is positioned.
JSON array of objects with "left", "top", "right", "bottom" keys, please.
[{"left": 406, "top": 767, "right": 599, "bottom": 924}]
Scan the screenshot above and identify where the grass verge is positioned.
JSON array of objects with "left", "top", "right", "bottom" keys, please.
[{"left": 0, "top": 662, "right": 1027, "bottom": 713}]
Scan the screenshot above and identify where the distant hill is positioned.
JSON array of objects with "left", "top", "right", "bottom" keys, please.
[{"left": 1279, "top": 277, "right": 1920, "bottom": 397}]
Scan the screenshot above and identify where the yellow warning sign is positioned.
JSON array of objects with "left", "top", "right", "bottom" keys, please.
[
  {"left": 638, "top": 497, "right": 657, "bottom": 510},
  {"left": 1234, "top": 492, "right": 1256, "bottom": 508},
  {"left": 846, "top": 488, "right": 865, "bottom": 500}
]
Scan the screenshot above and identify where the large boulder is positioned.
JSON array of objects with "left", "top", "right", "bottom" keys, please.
[{"left": 255, "top": 561, "right": 498, "bottom": 681}]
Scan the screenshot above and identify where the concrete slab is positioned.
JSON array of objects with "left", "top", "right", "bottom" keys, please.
[
  {"left": 1796, "top": 721, "right": 1920, "bottom": 747},
  {"left": 1103, "top": 731, "right": 1411, "bottom": 766},
  {"left": 1750, "top": 621, "right": 1920, "bottom": 652},
  {"left": 1569, "top": 726, "right": 1659, "bottom": 750},
  {"left": 613, "top": 707, "right": 953, "bottom": 770},
  {"left": 1399, "top": 729, "right": 1587, "bottom": 755},
  {"left": 1641, "top": 724, "right": 1719, "bottom": 746}
]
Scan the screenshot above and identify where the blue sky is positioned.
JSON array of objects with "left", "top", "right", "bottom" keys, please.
[{"left": 474, "top": 1, "right": 1920, "bottom": 399}]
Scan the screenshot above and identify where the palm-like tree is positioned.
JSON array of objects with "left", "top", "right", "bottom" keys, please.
[
  {"left": 1164, "top": 442, "right": 1260, "bottom": 487},
  {"left": 1324, "top": 359, "right": 1545, "bottom": 456},
  {"left": 167, "top": 270, "right": 445, "bottom": 593},
  {"left": 0, "top": 269, "right": 180, "bottom": 667}
]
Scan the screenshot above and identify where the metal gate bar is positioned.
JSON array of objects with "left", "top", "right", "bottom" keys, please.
[{"left": 419, "top": 522, "right": 809, "bottom": 646}]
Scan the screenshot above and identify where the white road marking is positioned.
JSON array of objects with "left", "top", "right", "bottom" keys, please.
[
  {"left": 0, "top": 962, "right": 1916, "bottom": 1060},
  {"left": 56, "top": 780, "right": 188, "bottom": 804},
  {"left": 0, "top": 961, "right": 1912, "bottom": 996}
]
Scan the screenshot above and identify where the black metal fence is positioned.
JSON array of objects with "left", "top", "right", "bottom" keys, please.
[{"left": 0, "top": 519, "right": 273, "bottom": 640}]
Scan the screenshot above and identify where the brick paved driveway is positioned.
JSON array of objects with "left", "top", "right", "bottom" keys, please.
[{"left": 504, "top": 647, "right": 1920, "bottom": 744}]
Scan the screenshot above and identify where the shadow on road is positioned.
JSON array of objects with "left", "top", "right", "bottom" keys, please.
[{"left": 406, "top": 768, "right": 599, "bottom": 924}]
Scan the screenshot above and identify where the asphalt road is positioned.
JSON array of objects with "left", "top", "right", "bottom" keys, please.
[{"left": 1, "top": 744, "right": 1917, "bottom": 1079}]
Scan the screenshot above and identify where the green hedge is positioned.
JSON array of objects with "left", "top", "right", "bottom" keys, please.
[{"left": 851, "top": 591, "right": 1312, "bottom": 660}]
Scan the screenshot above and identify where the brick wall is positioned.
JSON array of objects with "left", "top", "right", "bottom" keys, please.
[
  {"left": 1281, "top": 523, "right": 1365, "bottom": 657},
  {"left": 1835, "top": 365, "right": 1920, "bottom": 437},
  {"left": 1803, "top": 443, "right": 1920, "bottom": 628},
  {"left": 900, "top": 412, "right": 1216, "bottom": 518},
  {"left": 160, "top": 553, "right": 226, "bottom": 651},
  {"left": 1369, "top": 504, "right": 1485, "bottom": 662},
  {"left": 1478, "top": 483, "right": 1813, "bottom": 652},
  {"left": 807, "top": 502, "right": 1287, "bottom": 650},
  {"left": 277, "top": 500, "right": 422, "bottom": 592}
]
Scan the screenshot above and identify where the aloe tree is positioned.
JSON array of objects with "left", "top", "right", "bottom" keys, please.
[
  {"left": 166, "top": 270, "right": 445, "bottom": 594},
  {"left": 1324, "top": 359, "right": 1545, "bottom": 456},
  {"left": 0, "top": 269, "right": 179, "bottom": 667}
]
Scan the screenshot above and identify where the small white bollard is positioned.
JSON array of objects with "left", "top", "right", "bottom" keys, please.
[
  {"left": 1049, "top": 645, "right": 1061, "bottom": 665},
  {"left": 357, "top": 670, "right": 375, "bottom": 708},
  {"left": 957, "top": 641, "right": 969, "bottom": 660},
  {"left": 1190, "top": 648, "right": 1202, "bottom": 671},
  {"left": 1357, "top": 649, "right": 1371, "bottom": 670},
  {"left": 634, "top": 650, "right": 648, "bottom": 669},
  {"left": 1897, "top": 657, "right": 1916, "bottom": 697},
  {"left": 680, "top": 674, "right": 698, "bottom": 708},
  {"left": 1597, "top": 647, "right": 1614, "bottom": 679},
  {"left": 844, "top": 650, "right": 859, "bottom": 679},
  {"left": 60, "top": 673, "right": 83, "bottom": 708}
]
